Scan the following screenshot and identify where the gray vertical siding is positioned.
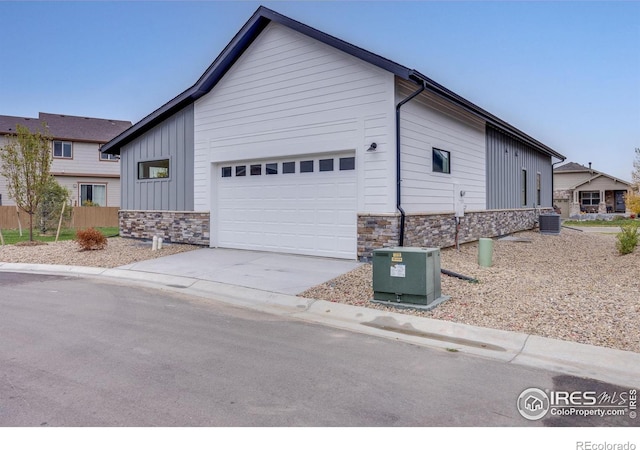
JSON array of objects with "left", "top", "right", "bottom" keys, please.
[
  {"left": 486, "top": 125, "right": 552, "bottom": 209},
  {"left": 120, "top": 105, "right": 194, "bottom": 211}
]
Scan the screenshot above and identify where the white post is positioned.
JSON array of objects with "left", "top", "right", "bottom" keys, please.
[
  {"left": 158, "top": 237, "right": 163, "bottom": 250},
  {"left": 152, "top": 235, "right": 158, "bottom": 251}
]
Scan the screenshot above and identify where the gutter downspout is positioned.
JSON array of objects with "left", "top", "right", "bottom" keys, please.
[{"left": 396, "top": 81, "right": 426, "bottom": 247}]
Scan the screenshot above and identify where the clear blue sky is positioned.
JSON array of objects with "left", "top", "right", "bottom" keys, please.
[{"left": 1, "top": 1, "right": 638, "bottom": 181}]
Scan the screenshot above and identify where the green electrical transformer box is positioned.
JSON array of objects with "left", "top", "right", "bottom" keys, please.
[{"left": 372, "top": 247, "right": 449, "bottom": 309}]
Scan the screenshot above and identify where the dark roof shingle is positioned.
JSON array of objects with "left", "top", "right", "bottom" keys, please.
[{"left": 0, "top": 112, "right": 131, "bottom": 143}]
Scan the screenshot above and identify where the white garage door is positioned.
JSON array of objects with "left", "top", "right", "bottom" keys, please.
[{"left": 216, "top": 154, "right": 357, "bottom": 259}]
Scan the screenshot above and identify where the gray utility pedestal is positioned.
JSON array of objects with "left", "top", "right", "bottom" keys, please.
[{"left": 372, "top": 247, "right": 450, "bottom": 311}]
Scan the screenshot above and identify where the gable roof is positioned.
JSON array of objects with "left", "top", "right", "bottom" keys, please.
[
  {"left": 101, "top": 5, "right": 564, "bottom": 160},
  {"left": 571, "top": 173, "right": 631, "bottom": 189},
  {"left": 554, "top": 161, "right": 631, "bottom": 187},
  {"left": 554, "top": 162, "right": 591, "bottom": 172},
  {"left": 0, "top": 112, "right": 132, "bottom": 143}
]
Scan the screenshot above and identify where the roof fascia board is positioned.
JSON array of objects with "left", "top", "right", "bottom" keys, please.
[
  {"left": 102, "top": 10, "right": 271, "bottom": 154},
  {"left": 101, "top": 5, "right": 564, "bottom": 162},
  {"left": 410, "top": 70, "right": 564, "bottom": 160},
  {"left": 102, "top": 6, "right": 415, "bottom": 154}
]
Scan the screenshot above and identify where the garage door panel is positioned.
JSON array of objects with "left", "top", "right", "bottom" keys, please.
[{"left": 216, "top": 154, "right": 357, "bottom": 259}]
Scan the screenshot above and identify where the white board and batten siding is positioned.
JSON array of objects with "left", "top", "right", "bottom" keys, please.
[
  {"left": 194, "top": 22, "right": 397, "bottom": 258},
  {"left": 396, "top": 80, "right": 486, "bottom": 214}
]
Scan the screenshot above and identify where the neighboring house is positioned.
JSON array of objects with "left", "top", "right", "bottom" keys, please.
[
  {"left": 102, "top": 6, "right": 565, "bottom": 260},
  {"left": 553, "top": 162, "right": 631, "bottom": 218},
  {"left": 0, "top": 112, "right": 132, "bottom": 208}
]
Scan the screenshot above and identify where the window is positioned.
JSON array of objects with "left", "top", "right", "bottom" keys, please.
[
  {"left": 100, "top": 152, "right": 118, "bottom": 161},
  {"left": 339, "top": 157, "right": 355, "bottom": 171},
  {"left": 283, "top": 162, "right": 295, "bottom": 174},
  {"left": 432, "top": 148, "right": 450, "bottom": 174},
  {"left": 580, "top": 191, "right": 600, "bottom": 206},
  {"left": 221, "top": 166, "right": 232, "bottom": 177},
  {"left": 80, "top": 184, "right": 106, "bottom": 206},
  {"left": 319, "top": 159, "right": 334, "bottom": 172},
  {"left": 53, "top": 141, "right": 72, "bottom": 159},
  {"left": 266, "top": 163, "right": 278, "bottom": 175},
  {"left": 100, "top": 145, "right": 118, "bottom": 161},
  {"left": 521, "top": 169, "right": 527, "bottom": 206},
  {"left": 536, "top": 172, "right": 541, "bottom": 206},
  {"left": 138, "top": 159, "right": 169, "bottom": 179},
  {"left": 300, "top": 160, "right": 314, "bottom": 173},
  {"left": 235, "top": 165, "right": 246, "bottom": 177},
  {"left": 250, "top": 164, "right": 262, "bottom": 176}
]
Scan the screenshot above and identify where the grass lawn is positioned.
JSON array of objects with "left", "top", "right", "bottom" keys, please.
[
  {"left": 0, "top": 227, "right": 119, "bottom": 245},
  {"left": 563, "top": 218, "right": 638, "bottom": 227}
]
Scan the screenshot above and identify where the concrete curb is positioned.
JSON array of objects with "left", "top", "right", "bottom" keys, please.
[{"left": 1, "top": 262, "right": 638, "bottom": 388}]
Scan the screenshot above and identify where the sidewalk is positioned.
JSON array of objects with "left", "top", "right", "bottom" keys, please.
[{"left": 1, "top": 261, "right": 639, "bottom": 389}]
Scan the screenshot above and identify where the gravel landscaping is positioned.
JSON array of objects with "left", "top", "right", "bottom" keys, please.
[
  {"left": 300, "top": 229, "right": 640, "bottom": 354},
  {"left": 0, "top": 237, "right": 198, "bottom": 268},
  {"left": 1, "top": 230, "right": 638, "bottom": 354}
]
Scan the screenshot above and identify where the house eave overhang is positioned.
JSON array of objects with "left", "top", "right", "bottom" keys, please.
[
  {"left": 570, "top": 173, "right": 632, "bottom": 190},
  {"left": 101, "top": 5, "right": 565, "bottom": 162}
]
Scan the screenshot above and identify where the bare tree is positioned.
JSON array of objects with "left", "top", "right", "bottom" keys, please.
[{"left": 0, "top": 124, "right": 53, "bottom": 241}]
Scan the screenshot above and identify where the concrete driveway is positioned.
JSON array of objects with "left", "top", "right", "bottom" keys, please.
[{"left": 118, "top": 248, "right": 362, "bottom": 295}]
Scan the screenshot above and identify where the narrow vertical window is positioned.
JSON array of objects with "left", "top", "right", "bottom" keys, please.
[
  {"left": 536, "top": 172, "right": 541, "bottom": 206},
  {"left": 521, "top": 169, "right": 528, "bottom": 207}
]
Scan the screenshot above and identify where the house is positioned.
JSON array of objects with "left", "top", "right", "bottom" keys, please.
[
  {"left": 553, "top": 162, "right": 631, "bottom": 218},
  {"left": 101, "top": 6, "right": 565, "bottom": 260},
  {"left": 0, "top": 112, "right": 132, "bottom": 208}
]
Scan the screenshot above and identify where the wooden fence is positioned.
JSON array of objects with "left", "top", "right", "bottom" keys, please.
[{"left": 0, "top": 206, "right": 119, "bottom": 229}]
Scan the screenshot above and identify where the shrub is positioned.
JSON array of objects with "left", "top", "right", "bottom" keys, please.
[
  {"left": 37, "top": 176, "right": 71, "bottom": 233},
  {"left": 616, "top": 222, "right": 639, "bottom": 255},
  {"left": 75, "top": 227, "right": 107, "bottom": 251},
  {"left": 625, "top": 191, "right": 640, "bottom": 215}
]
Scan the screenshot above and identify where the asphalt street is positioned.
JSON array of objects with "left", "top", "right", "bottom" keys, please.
[{"left": 0, "top": 273, "right": 636, "bottom": 426}]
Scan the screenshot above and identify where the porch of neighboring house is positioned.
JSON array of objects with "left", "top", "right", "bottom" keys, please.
[{"left": 571, "top": 189, "right": 627, "bottom": 215}]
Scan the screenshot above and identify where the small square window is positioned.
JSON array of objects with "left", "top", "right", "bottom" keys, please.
[
  {"left": 300, "top": 160, "right": 314, "bottom": 173},
  {"left": 339, "top": 157, "right": 355, "bottom": 171},
  {"left": 432, "top": 148, "right": 450, "bottom": 174},
  {"left": 236, "top": 166, "right": 246, "bottom": 177},
  {"left": 53, "top": 140, "right": 72, "bottom": 158},
  {"left": 221, "top": 166, "right": 232, "bottom": 177},
  {"left": 319, "top": 159, "right": 334, "bottom": 172},
  {"left": 283, "top": 162, "right": 295, "bottom": 174},
  {"left": 266, "top": 163, "right": 278, "bottom": 175},
  {"left": 250, "top": 164, "right": 262, "bottom": 176}
]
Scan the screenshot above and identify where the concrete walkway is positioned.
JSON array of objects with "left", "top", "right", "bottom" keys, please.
[
  {"left": 1, "top": 259, "right": 639, "bottom": 389},
  {"left": 118, "top": 248, "right": 362, "bottom": 295}
]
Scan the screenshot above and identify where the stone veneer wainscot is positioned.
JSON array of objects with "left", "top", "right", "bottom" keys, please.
[
  {"left": 119, "top": 210, "right": 210, "bottom": 246},
  {"left": 358, "top": 209, "right": 552, "bottom": 260}
]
